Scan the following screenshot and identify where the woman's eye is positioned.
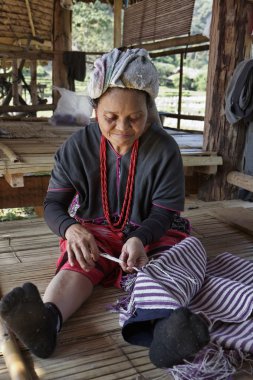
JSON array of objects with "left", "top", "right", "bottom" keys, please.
[
  {"left": 105, "top": 116, "right": 116, "bottom": 122},
  {"left": 129, "top": 117, "right": 139, "bottom": 123}
]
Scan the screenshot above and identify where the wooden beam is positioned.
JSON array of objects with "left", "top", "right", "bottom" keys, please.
[
  {"left": 159, "top": 112, "right": 204, "bottom": 121},
  {"left": 0, "top": 104, "right": 54, "bottom": 114},
  {"left": 182, "top": 155, "right": 222, "bottom": 167},
  {"left": 131, "top": 34, "right": 209, "bottom": 52},
  {"left": 0, "top": 176, "right": 49, "bottom": 208},
  {"left": 114, "top": 0, "right": 122, "bottom": 48},
  {"left": 199, "top": 0, "right": 252, "bottom": 201},
  {"left": 150, "top": 44, "right": 209, "bottom": 58},
  {"left": 227, "top": 171, "right": 253, "bottom": 192}
]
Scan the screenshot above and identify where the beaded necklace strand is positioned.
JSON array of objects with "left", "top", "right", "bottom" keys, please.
[{"left": 100, "top": 135, "right": 139, "bottom": 232}]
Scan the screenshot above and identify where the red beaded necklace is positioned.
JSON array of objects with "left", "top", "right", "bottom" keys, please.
[{"left": 100, "top": 135, "right": 139, "bottom": 232}]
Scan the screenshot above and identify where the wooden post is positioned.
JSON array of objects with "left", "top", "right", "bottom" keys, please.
[
  {"left": 12, "top": 59, "right": 19, "bottom": 106},
  {"left": 52, "top": 0, "right": 72, "bottom": 102},
  {"left": 30, "top": 60, "right": 37, "bottom": 106},
  {"left": 114, "top": 0, "right": 122, "bottom": 48},
  {"left": 177, "top": 53, "right": 183, "bottom": 130},
  {"left": 199, "top": 0, "right": 252, "bottom": 201}
]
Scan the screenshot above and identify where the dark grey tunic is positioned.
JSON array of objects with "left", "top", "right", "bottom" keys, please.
[{"left": 44, "top": 122, "right": 185, "bottom": 243}]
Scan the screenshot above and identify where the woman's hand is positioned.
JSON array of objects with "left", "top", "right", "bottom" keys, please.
[
  {"left": 65, "top": 224, "right": 99, "bottom": 271},
  {"left": 119, "top": 237, "right": 148, "bottom": 272}
]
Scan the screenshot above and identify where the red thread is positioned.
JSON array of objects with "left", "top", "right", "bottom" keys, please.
[{"left": 100, "top": 135, "right": 139, "bottom": 232}]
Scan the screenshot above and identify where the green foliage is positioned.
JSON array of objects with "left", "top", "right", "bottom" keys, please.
[
  {"left": 0, "top": 208, "right": 36, "bottom": 222},
  {"left": 72, "top": 1, "right": 114, "bottom": 52},
  {"left": 191, "top": 0, "right": 212, "bottom": 35}
]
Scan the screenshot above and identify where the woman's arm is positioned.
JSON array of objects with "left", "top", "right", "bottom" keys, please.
[
  {"left": 127, "top": 206, "right": 176, "bottom": 246},
  {"left": 44, "top": 190, "right": 78, "bottom": 238}
]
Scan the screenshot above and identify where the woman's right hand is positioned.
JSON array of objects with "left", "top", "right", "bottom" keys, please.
[{"left": 64, "top": 224, "right": 99, "bottom": 271}]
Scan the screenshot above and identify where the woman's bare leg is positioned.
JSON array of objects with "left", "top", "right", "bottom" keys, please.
[{"left": 43, "top": 270, "right": 93, "bottom": 322}]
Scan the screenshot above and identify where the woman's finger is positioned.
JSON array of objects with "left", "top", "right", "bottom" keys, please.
[{"left": 67, "top": 248, "right": 75, "bottom": 267}]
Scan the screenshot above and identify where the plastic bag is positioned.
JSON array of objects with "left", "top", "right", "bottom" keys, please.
[{"left": 50, "top": 86, "right": 92, "bottom": 126}]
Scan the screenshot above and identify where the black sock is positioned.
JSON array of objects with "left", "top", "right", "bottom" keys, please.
[
  {"left": 149, "top": 307, "right": 210, "bottom": 368},
  {"left": 45, "top": 302, "right": 63, "bottom": 333},
  {"left": 0, "top": 282, "right": 58, "bottom": 358}
]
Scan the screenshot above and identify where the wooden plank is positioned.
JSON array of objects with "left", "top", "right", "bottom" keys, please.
[
  {"left": 0, "top": 104, "right": 54, "bottom": 113},
  {"left": 227, "top": 171, "right": 253, "bottom": 192},
  {"left": 182, "top": 155, "right": 222, "bottom": 167},
  {"left": 130, "top": 33, "right": 209, "bottom": 51}
]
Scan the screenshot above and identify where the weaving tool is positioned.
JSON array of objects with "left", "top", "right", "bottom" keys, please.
[{"left": 100, "top": 252, "right": 139, "bottom": 271}]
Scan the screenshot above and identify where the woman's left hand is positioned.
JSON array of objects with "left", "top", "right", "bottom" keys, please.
[{"left": 119, "top": 237, "right": 148, "bottom": 272}]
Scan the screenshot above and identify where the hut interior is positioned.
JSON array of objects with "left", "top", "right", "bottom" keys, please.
[{"left": 1, "top": 0, "right": 253, "bottom": 379}]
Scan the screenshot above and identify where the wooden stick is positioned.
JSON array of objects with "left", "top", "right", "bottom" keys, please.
[{"left": 0, "top": 142, "right": 21, "bottom": 163}]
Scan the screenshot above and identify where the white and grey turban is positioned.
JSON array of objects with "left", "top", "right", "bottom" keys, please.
[{"left": 88, "top": 48, "right": 159, "bottom": 99}]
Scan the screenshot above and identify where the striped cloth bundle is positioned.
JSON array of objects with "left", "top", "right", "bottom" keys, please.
[{"left": 118, "top": 236, "right": 253, "bottom": 379}]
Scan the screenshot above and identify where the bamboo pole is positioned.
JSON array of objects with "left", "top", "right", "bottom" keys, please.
[
  {"left": 0, "top": 142, "right": 21, "bottom": 163},
  {"left": 0, "top": 318, "right": 31, "bottom": 380},
  {"left": 24, "top": 0, "right": 36, "bottom": 37}
]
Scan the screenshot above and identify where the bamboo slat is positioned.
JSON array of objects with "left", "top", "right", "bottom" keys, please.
[
  {"left": 0, "top": 200, "right": 253, "bottom": 379},
  {"left": 123, "top": 0, "right": 195, "bottom": 46}
]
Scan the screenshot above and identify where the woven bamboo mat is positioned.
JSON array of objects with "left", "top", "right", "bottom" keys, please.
[{"left": 0, "top": 199, "right": 253, "bottom": 379}]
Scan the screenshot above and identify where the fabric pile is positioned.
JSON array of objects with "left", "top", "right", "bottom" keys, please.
[{"left": 115, "top": 237, "right": 253, "bottom": 380}]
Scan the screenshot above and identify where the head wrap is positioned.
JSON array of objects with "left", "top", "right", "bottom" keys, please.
[{"left": 88, "top": 48, "right": 159, "bottom": 99}]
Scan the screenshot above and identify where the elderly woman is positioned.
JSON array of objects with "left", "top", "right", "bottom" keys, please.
[{"left": 0, "top": 48, "right": 209, "bottom": 367}]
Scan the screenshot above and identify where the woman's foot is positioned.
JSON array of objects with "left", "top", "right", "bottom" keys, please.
[
  {"left": 0, "top": 282, "right": 58, "bottom": 358},
  {"left": 149, "top": 307, "right": 210, "bottom": 368}
]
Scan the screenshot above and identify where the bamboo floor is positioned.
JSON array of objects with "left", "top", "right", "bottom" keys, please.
[{"left": 1, "top": 197, "right": 253, "bottom": 379}]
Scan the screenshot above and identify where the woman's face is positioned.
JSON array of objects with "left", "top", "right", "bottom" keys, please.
[{"left": 96, "top": 88, "right": 149, "bottom": 155}]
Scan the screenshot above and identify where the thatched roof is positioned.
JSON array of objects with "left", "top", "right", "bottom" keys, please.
[
  {"left": 0, "top": 0, "right": 54, "bottom": 50},
  {"left": 0, "top": 0, "right": 138, "bottom": 51}
]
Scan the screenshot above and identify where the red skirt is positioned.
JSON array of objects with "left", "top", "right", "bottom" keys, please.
[{"left": 57, "top": 223, "right": 188, "bottom": 288}]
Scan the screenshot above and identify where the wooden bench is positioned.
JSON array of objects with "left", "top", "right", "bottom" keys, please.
[{"left": 0, "top": 123, "right": 223, "bottom": 188}]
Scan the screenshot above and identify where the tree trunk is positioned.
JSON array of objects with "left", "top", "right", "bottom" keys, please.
[{"left": 199, "top": 0, "right": 252, "bottom": 201}]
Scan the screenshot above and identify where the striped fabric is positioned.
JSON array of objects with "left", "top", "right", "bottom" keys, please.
[{"left": 119, "top": 236, "right": 253, "bottom": 356}]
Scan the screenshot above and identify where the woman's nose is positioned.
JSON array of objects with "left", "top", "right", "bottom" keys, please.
[{"left": 117, "top": 119, "right": 130, "bottom": 131}]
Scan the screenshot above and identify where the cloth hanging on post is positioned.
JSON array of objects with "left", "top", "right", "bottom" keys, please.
[
  {"left": 63, "top": 51, "right": 86, "bottom": 91},
  {"left": 225, "top": 58, "right": 253, "bottom": 124}
]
